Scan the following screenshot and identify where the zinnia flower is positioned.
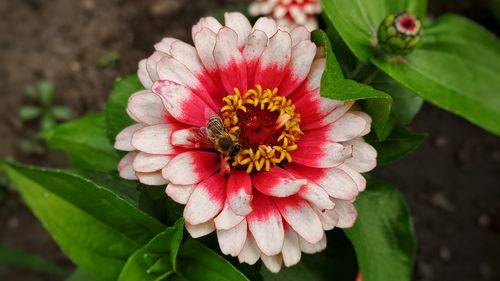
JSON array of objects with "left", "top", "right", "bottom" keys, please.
[
  {"left": 249, "top": 0, "right": 322, "bottom": 31},
  {"left": 114, "top": 12, "right": 376, "bottom": 272}
]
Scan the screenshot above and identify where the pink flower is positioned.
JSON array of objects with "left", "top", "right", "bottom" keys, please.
[
  {"left": 249, "top": 0, "right": 322, "bottom": 31},
  {"left": 114, "top": 12, "right": 376, "bottom": 272}
]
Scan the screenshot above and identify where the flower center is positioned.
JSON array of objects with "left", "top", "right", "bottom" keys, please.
[
  {"left": 219, "top": 85, "right": 303, "bottom": 173},
  {"left": 396, "top": 14, "right": 419, "bottom": 35}
]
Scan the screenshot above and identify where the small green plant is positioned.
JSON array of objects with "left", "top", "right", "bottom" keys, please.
[
  {"left": 19, "top": 80, "right": 72, "bottom": 130},
  {"left": 97, "top": 51, "right": 120, "bottom": 68}
]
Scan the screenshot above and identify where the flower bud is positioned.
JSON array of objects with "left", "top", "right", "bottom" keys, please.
[{"left": 377, "top": 12, "right": 422, "bottom": 56}]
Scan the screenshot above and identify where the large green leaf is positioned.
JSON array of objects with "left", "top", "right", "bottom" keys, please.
[
  {"left": 312, "top": 30, "right": 392, "bottom": 140},
  {"left": 174, "top": 239, "right": 250, "bottom": 281},
  {"left": 367, "top": 125, "right": 426, "bottom": 165},
  {"left": 2, "top": 162, "right": 165, "bottom": 281},
  {"left": 66, "top": 269, "right": 100, "bottom": 281},
  {"left": 39, "top": 113, "right": 120, "bottom": 172},
  {"left": 344, "top": 178, "right": 416, "bottom": 281},
  {"left": 321, "top": 0, "right": 427, "bottom": 62},
  {"left": 0, "top": 245, "right": 68, "bottom": 277},
  {"left": 105, "top": 75, "right": 144, "bottom": 143},
  {"left": 372, "top": 15, "right": 500, "bottom": 135},
  {"left": 118, "top": 219, "right": 184, "bottom": 281},
  {"left": 324, "top": 22, "right": 423, "bottom": 126}
]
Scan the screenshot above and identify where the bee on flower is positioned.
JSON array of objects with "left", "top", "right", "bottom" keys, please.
[
  {"left": 249, "top": 0, "right": 322, "bottom": 31},
  {"left": 114, "top": 12, "right": 376, "bottom": 272}
]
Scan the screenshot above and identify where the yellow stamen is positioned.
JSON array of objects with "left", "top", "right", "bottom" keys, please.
[{"left": 220, "top": 85, "right": 303, "bottom": 173}]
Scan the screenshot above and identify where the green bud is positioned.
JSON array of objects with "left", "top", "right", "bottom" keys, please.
[{"left": 377, "top": 12, "right": 422, "bottom": 56}]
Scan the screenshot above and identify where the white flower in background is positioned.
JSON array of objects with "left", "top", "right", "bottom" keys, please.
[
  {"left": 114, "top": 12, "right": 376, "bottom": 272},
  {"left": 249, "top": 0, "right": 322, "bottom": 31}
]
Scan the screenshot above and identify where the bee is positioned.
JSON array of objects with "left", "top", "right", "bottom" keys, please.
[{"left": 204, "top": 115, "right": 241, "bottom": 158}]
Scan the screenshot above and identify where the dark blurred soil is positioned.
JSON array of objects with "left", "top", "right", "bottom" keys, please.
[{"left": 0, "top": 0, "right": 499, "bottom": 280}]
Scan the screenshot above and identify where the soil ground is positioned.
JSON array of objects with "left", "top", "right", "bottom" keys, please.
[{"left": 1, "top": 0, "right": 499, "bottom": 280}]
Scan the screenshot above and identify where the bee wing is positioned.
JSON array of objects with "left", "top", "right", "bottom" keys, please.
[
  {"left": 206, "top": 115, "right": 226, "bottom": 138},
  {"left": 198, "top": 127, "right": 215, "bottom": 145}
]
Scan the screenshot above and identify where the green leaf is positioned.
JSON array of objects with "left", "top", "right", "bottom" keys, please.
[
  {"left": 261, "top": 230, "right": 357, "bottom": 281},
  {"left": 344, "top": 178, "right": 416, "bottom": 281},
  {"left": 366, "top": 70, "right": 423, "bottom": 124},
  {"left": 39, "top": 113, "right": 120, "bottom": 172},
  {"left": 105, "top": 75, "right": 144, "bottom": 143},
  {"left": 174, "top": 239, "right": 250, "bottom": 281},
  {"left": 312, "top": 29, "right": 393, "bottom": 140},
  {"left": 41, "top": 114, "right": 56, "bottom": 131},
  {"left": 372, "top": 14, "right": 500, "bottom": 135},
  {"left": 118, "top": 219, "right": 184, "bottom": 281},
  {"left": 52, "top": 106, "right": 72, "bottom": 120},
  {"left": 18, "top": 106, "right": 42, "bottom": 120},
  {"left": 2, "top": 162, "right": 165, "bottom": 281},
  {"left": 38, "top": 80, "right": 54, "bottom": 106},
  {"left": 321, "top": 0, "right": 427, "bottom": 62},
  {"left": 0, "top": 245, "right": 68, "bottom": 277},
  {"left": 66, "top": 269, "right": 100, "bottom": 281},
  {"left": 367, "top": 125, "right": 425, "bottom": 164}
]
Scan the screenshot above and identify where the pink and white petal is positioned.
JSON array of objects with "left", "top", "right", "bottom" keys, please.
[
  {"left": 299, "top": 234, "right": 327, "bottom": 254},
  {"left": 305, "top": 58, "right": 325, "bottom": 90},
  {"left": 127, "top": 91, "right": 168, "bottom": 125},
  {"left": 152, "top": 80, "right": 215, "bottom": 127},
  {"left": 162, "top": 151, "right": 219, "bottom": 185},
  {"left": 254, "top": 30, "right": 292, "bottom": 89},
  {"left": 279, "top": 40, "right": 317, "bottom": 97},
  {"left": 118, "top": 152, "right": 138, "bottom": 180},
  {"left": 350, "top": 111, "right": 372, "bottom": 137},
  {"left": 261, "top": 254, "right": 283, "bottom": 273},
  {"left": 131, "top": 124, "right": 175, "bottom": 154},
  {"left": 247, "top": 192, "right": 284, "bottom": 256},
  {"left": 193, "top": 28, "right": 218, "bottom": 71},
  {"left": 171, "top": 127, "right": 211, "bottom": 149},
  {"left": 136, "top": 172, "right": 168, "bottom": 186},
  {"left": 342, "top": 139, "right": 377, "bottom": 173},
  {"left": 165, "top": 183, "right": 196, "bottom": 204},
  {"left": 224, "top": 12, "right": 252, "bottom": 48},
  {"left": 286, "top": 163, "right": 358, "bottom": 200},
  {"left": 157, "top": 56, "right": 200, "bottom": 89},
  {"left": 243, "top": 30, "right": 268, "bottom": 87},
  {"left": 227, "top": 170, "right": 253, "bottom": 216},
  {"left": 298, "top": 184, "right": 335, "bottom": 211},
  {"left": 168, "top": 41, "right": 201, "bottom": 73},
  {"left": 183, "top": 173, "right": 227, "bottom": 225},
  {"left": 133, "top": 152, "right": 171, "bottom": 173},
  {"left": 291, "top": 141, "right": 353, "bottom": 168},
  {"left": 114, "top": 123, "right": 146, "bottom": 151},
  {"left": 192, "top": 17, "right": 223, "bottom": 37},
  {"left": 252, "top": 17, "right": 278, "bottom": 38},
  {"left": 252, "top": 166, "right": 306, "bottom": 197},
  {"left": 138, "top": 59, "right": 153, "bottom": 89},
  {"left": 185, "top": 220, "right": 215, "bottom": 238},
  {"left": 337, "top": 164, "right": 367, "bottom": 192},
  {"left": 274, "top": 195, "right": 324, "bottom": 244},
  {"left": 314, "top": 207, "right": 339, "bottom": 231},
  {"left": 154, "top": 37, "right": 179, "bottom": 54},
  {"left": 217, "top": 219, "right": 247, "bottom": 256},
  {"left": 300, "top": 101, "right": 355, "bottom": 131},
  {"left": 282, "top": 227, "right": 301, "bottom": 267},
  {"left": 238, "top": 233, "right": 261, "bottom": 265},
  {"left": 214, "top": 27, "right": 248, "bottom": 93},
  {"left": 146, "top": 51, "right": 168, "bottom": 82},
  {"left": 331, "top": 199, "right": 358, "bottom": 228},
  {"left": 214, "top": 202, "right": 245, "bottom": 230},
  {"left": 326, "top": 113, "right": 369, "bottom": 142},
  {"left": 290, "top": 26, "right": 310, "bottom": 46}
]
